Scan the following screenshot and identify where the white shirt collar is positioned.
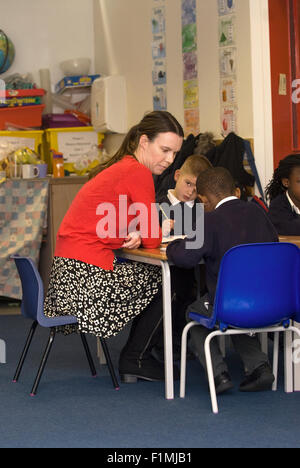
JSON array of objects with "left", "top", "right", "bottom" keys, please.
[
  {"left": 286, "top": 191, "right": 300, "bottom": 215},
  {"left": 167, "top": 189, "right": 195, "bottom": 208},
  {"left": 215, "top": 196, "right": 238, "bottom": 210}
]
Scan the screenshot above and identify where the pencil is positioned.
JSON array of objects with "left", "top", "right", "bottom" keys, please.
[{"left": 159, "top": 204, "right": 169, "bottom": 220}]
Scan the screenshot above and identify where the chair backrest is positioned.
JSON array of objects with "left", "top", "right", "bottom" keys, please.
[
  {"left": 212, "top": 242, "right": 300, "bottom": 329},
  {"left": 10, "top": 255, "right": 44, "bottom": 322}
]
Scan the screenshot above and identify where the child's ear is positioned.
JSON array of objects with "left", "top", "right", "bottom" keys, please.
[
  {"left": 281, "top": 177, "right": 289, "bottom": 189},
  {"left": 174, "top": 169, "right": 181, "bottom": 182}
]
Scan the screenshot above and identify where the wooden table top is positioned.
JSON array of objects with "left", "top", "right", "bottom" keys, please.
[
  {"left": 120, "top": 236, "right": 300, "bottom": 262},
  {"left": 121, "top": 246, "right": 167, "bottom": 261},
  {"left": 279, "top": 236, "right": 300, "bottom": 247}
]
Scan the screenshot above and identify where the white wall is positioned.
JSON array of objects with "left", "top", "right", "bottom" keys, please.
[
  {"left": 0, "top": 0, "right": 95, "bottom": 87},
  {"left": 94, "top": 0, "right": 253, "bottom": 139}
]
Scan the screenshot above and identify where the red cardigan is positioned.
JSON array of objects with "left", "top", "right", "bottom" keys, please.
[{"left": 55, "top": 156, "right": 162, "bottom": 270}]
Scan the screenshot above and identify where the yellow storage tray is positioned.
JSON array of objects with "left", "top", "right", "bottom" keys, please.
[
  {"left": 0, "top": 129, "right": 44, "bottom": 159},
  {"left": 43, "top": 126, "right": 104, "bottom": 173}
]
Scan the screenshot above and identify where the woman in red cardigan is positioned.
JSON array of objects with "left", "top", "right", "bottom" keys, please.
[{"left": 44, "top": 111, "right": 184, "bottom": 383}]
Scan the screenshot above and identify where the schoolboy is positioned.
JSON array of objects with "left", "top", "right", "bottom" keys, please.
[
  {"left": 154, "top": 155, "right": 212, "bottom": 360},
  {"left": 167, "top": 167, "right": 279, "bottom": 394}
]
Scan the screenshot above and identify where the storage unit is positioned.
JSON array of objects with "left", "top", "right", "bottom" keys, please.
[
  {"left": 0, "top": 129, "right": 44, "bottom": 158},
  {"left": 43, "top": 126, "right": 104, "bottom": 172},
  {"left": 38, "top": 176, "right": 88, "bottom": 289}
]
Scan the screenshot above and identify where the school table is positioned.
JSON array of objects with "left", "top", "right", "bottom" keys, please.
[{"left": 115, "top": 246, "right": 174, "bottom": 400}]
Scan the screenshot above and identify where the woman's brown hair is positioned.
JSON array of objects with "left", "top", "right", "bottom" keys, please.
[{"left": 89, "top": 110, "right": 184, "bottom": 179}]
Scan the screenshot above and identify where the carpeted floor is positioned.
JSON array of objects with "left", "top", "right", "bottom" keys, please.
[{"left": 0, "top": 313, "right": 300, "bottom": 448}]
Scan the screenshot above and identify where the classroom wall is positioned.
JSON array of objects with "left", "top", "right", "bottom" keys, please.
[
  {"left": 93, "top": 0, "right": 253, "bottom": 140},
  {"left": 0, "top": 0, "right": 95, "bottom": 87}
]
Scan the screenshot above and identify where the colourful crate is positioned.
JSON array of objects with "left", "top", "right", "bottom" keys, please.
[
  {"left": 0, "top": 105, "right": 45, "bottom": 130},
  {"left": 43, "top": 126, "right": 104, "bottom": 172},
  {"left": 0, "top": 129, "right": 44, "bottom": 159}
]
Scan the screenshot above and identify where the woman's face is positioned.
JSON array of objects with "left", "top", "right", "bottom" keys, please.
[{"left": 136, "top": 132, "right": 183, "bottom": 175}]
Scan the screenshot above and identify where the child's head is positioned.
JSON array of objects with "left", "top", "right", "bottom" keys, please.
[
  {"left": 196, "top": 167, "right": 236, "bottom": 211},
  {"left": 173, "top": 155, "right": 212, "bottom": 203},
  {"left": 265, "top": 154, "right": 300, "bottom": 205}
]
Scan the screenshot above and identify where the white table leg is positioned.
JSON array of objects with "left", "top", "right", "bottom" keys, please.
[
  {"left": 0, "top": 339, "right": 6, "bottom": 364},
  {"left": 284, "top": 330, "right": 294, "bottom": 393},
  {"left": 161, "top": 261, "right": 174, "bottom": 400}
]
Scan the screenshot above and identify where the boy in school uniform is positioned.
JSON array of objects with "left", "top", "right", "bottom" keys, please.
[
  {"left": 167, "top": 167, "right": 279, "bottom": 394},
  {"left": 154, "top": 155, "right": 212, "bottom": 360}
]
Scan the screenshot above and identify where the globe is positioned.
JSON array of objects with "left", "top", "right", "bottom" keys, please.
[{"left": 0, "top": 30, "right": 15, "bottom": 74}]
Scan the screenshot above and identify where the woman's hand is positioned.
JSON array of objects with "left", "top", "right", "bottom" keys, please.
[
  {"left": 122, "top": 232, "right": 142, "bottom": 249},
  {"left": 162, "top": 219, "right": 175, "bottom": 237}
]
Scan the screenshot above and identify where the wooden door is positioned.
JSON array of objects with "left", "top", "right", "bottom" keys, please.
[{"left": 269, "top": 0, "right": 300, "bottom": 167}]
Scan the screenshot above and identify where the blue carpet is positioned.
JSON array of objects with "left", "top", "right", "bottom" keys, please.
[{"left": 0, "top": 314, "right": 300, "bottom": 448}]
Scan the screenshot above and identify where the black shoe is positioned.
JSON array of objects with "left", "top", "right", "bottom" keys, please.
[
  {"left": 119, "top": 356, "right": 180, "bottom": 383},
  {"left": 214, "top": 372, "right": 233, "bottom": 395},
  {"left": 239, "top": 363, "right": 275, "bottom": 392}
]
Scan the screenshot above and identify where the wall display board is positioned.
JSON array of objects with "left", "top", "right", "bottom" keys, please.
[
  {"left": 152, "top": 0, "right": 167, "bottom": 110},
  {"left": 181, "top": 0, "right": 200, "bottom": 136},
  {"left": 218, "top": 0, "right": 238, "bottom": 136}
]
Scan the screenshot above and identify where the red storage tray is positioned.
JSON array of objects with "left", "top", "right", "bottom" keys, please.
[{"left": 0, "top": 105, "right": 45, "bottom": 129}]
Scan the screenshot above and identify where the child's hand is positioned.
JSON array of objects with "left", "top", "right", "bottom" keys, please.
[
  {"left": 122, "top": 232, "right": 142, "bottom": 249},
  {"left": 162, "top": 219, "right": 175, "bottom": 237}
]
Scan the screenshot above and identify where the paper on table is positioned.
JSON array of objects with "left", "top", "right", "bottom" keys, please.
[{"left": 161, "top": 235, "right": 186, "bottom": 244}]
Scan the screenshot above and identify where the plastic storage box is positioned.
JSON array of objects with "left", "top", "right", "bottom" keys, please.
[
  {"left": 42, "top": 113, "right": 87, "bottom": 128},
  {"left": 55, "top": 75, "right": 100, "bottom": 94},
  {"left": 43, "top": 126, "right": 104, "bottom": 172},
  {"left": 0, "top": 129, "right": 44, "bottom": 158},
  {"left": 0, "top": 105, "right": 45, "bottom": 129},
  {"left": 1, "top": 89, "right": 45, "bottom": 108}
]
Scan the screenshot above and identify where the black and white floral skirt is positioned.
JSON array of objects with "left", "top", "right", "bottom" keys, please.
[{"left": 44, "top": 257, "right": 162, "bottom": 338}]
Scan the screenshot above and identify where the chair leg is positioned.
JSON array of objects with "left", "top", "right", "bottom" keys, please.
[
  {"left": 30, "top": 328, "right": 56, "bottom": 396},
  {"left": 80, "top": 333, "right": 97, "bottom": 377},
  {"left": 13, "top": 321, "right": 38, "bottom": 382},
  {"left": 0, "top": 338, "right": 6, "bottom": 364},
  {"left": 180, "top": 322, "right": 197, "bottom": 398},
  {"left": 204, "top": 333, "right": 219, "bottom": 414},
  {"left": 272, "top": 332, "right": 279, "bottom": 391},
  {"left": 99, "top": 338, "right": 120, "bottom": 390}
]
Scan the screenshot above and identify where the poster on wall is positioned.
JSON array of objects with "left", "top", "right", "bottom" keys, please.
[
  {"left": 218, "top": 0, "right": 236, "bottom": 16},
  {"left": 181, "top": 0, "right": 200, "bottom": 136},
  {"left": 219, "top": 15, "right": 236, "bottom": 47},
  {"left": 153, "top": 85, "right": 167, "bottom": 111},
  {"left": 219, "top": 47, "right": 237, "bottom": 76},
  {"left": 152, "top": 59, "right": 167, "bottom": 85},
  {"left": 221, "top": 106, "right": 238, "bottom": 135},
  {"left": 218, "top": 0, "right": 238, "bottom": 136},
  {"left": 220, "top": 76, "right": 237, "bottom": 106},
  {"left": 184, "top": 80, "right": 199, "bottom": 109},
  {"left": 151, "top": 3, "right": 167, "bottom": 110},
  {"left": 184, "top": 109, "right": 200, "bottom": 136}
]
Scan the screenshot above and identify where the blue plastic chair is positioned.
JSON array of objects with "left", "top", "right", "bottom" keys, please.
[
  {"left": 11, "top": 255, "right": 119, "bottom": 395},
  {"left": 180, "top": 243, "right": 300, "bottom": 414}
]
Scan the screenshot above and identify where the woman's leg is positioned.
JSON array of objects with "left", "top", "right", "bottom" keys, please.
[{"left": 119, "top": 289, "right": 178, "bottom": 382}]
